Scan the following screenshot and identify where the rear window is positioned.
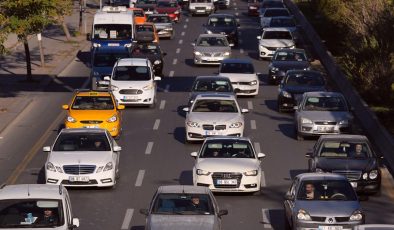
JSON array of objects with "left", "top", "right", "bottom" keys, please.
[
  {"left": 113, "top": 66, "right": 151, "bottom": 81},
  {"left": 152, "top": 194, "right": 214, "bottom": 215},
  {"left": 264, "top": 9, "right": 289, "bottom": 17},
  {"left": 262, "top": 31, "right": 292, "bottom": 39},
  {"left": 220, "top": 62, "right": 254, "bottom": 74}
]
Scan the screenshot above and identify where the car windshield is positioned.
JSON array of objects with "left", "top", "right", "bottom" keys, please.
[
  {"left": 147, "top": 15, "right": 171, "bottom": 23},
  {"left": 71, "top": 96, "right": 115, "bottom": 110},
  {"left": 318, "top": 141, "right": 372, "bottom": 158},
  {"left": 273, "top": 51, "right": 307, "bottom": 61},
  {"left": 285, "top": 73, "right": 325, "bottom": 87},
  {"left": 262, "top": 31, "right": 292, "bottom": 39},
  {"left": 110, "top": 0, "right": 131, "bottom": 6},
  {"left": 0, "top": 199, "right": 64, "bottom": 228},
  {"left": 191, "top": 0, "right": 212, "bottom": 3},
  {"left": 207, "top": 17, "right": 235, "bottom": 27},
  {"left": 53, "top": 133, "right": 111, "bottom": 151},
  {"left": 303, "top": 96, "right": 347, "bottom": 111},
  {"left": 264, "top": 9, "right": 289, "bottom": 17},
  {"left": 93, "top": 52, "right": 130, "bottom": 67},
  {"left": 200, "top": 140, "right": 255, "bottom": 158},
  {"left": 157, "top": 1, "right": 178, "bottom": 7},
  {"left": 137, "top": 0, "right": 157, "bottom": 4},
  {"left": 193, "top": 79, "right": 232, "bottom": 92},
  {"left": 113, "top": 66, "right": 151, "bottom": 81},
  {"left": 93, "top": 24, "right": 132, "bottom": 40},
  {"left": 192, "top": 99, "right": 238, "bottom": 112},
  {"left": 262, "top": 1, "right": 284, "bottom": 8},
  {"left": 134, "top": 10, "right": 144, "bottom": 17},
  {"left": 197, "top": 37, "right": 229, "bottom": 47},
  {"left": 297, "top": 180, "right": 357, "bottom": 201},
  {"left": 270, "top": 18, "right": 296, "bottom": 27},
  {"left": 132, "top": 44, "right": 160, "bottom": 55},
  {"left": 152, "top": 194, "right": 214, "bottom": 215},
  {"left": 135, "top": 24, "right": 154, "bottom": 32},
  {"left": 220, "top": 62, "right": 254, "bottom": 74}
]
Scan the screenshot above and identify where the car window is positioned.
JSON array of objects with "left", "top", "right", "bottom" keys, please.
[
  {"left": 134, "top": 10, "right": 145, "bottom": 17},
  {"left": 135, "top": 24, "right": 154, "bottom": 32},
  {"left": 192, "top": 99, "right": 238, "bottom": 113},
  {"left": 220, "top": 62, "right": 254, "bottom": 74},
  {"left": 151, "top": 194, "right": 214, "bottom": 215},
  {"left": 53, "top": 133, "right": 111, "bottom": 151},
  {"left": 273, "top": 51, "right": 306, "bottom": 61},
  {"left": 297, "top": 180, "right": 357, "bottom": 201},
  {"left": 94, "top": 24, "right": 132, "bottom": 40},
  {"left": 262, "top": 31, "right": 292, "bottom": 40},
  {"left": 318, "top": 141, "right": 372, "bottom": 158},
  {"left": 285, "top": 73, "right": 324, "bottom": 87},
  {"left": 71, "top": 96, "right": 115, "bottom": 110},
  {"left": 137, "top": 0, "right": 157, "bottom": 4},
  {"left": 207, "top": 17, "right": 235, "bottom": 27},
  {"left": 113, "top": 66, "right": 151, "bottom": 81},
  {"left": 197, "top": 37, "right": 229, "bottom": 47},
  {"left": 263, "top": 9, "right": 289, "bottom": 17},
  {"left": 193, "top": 79, "right": 232, "bottom": 92},
  {"left": 93, "top": 52, "right": 130, "bottom": 67},
  {"left": 157, "top": 1, "right": 177, "bottom": 7},
  {"left": 200, "top": 140, "right": 255, "bottom": 158},
  {"left": 303, "top": 96, "right": 347, "bottom": 111},
  {"left": 270, "top": 18, "right": 296, "bottom": 27},
  {"left": 0, "top": 199, "right": 64, "bottom": 228},
  {"left": 147, "top": 15, "right": 171, "bottom": 23}
]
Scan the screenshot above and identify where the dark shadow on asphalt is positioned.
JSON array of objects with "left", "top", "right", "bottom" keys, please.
[
  {"left": 288, "top": 169, "right": 309, "bottom": 180},
  {"left": 173, "top": 127, "right": 186, "bottom": 144},
  {"left": 130, "top": 226, "right": 145, "bottom": 230},
  {"left": 278, "top": 123, "right": 296, "bottom": 140},
  {"left": 35, "top": 167, "right": 46, "bottom": 184},
  {"left": 178, "top": 170, "right": 193, "bottom": 185}
]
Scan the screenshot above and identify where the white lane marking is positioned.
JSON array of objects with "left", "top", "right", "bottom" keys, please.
[
  {"left": 81, "top": 76, "right": 90, "bottom": 89},
  {"left": 164, "top": 84, "right": 170, "bottom": 92},
  {"left": 159, "top": 100, "right": 166, "bottom": 110},
  {"left": 184, "top": 24, "right": 187, "bottom": 29},
  {"left": 261, "top": 170, "right": 266, "bottom": 187},
  {"left": 52, "top": 78, "right": 74, "bottom": 92},
  {"left": 240, "top": 48, "right": 244, "bottom": 54},
  {"left": 247, "top": 101, "right": 254, "bottom": 110},
  {"left": 234, "top": 7, "right": 237, "bottom": 10},
  {"left": 176, "top": 48, "right": 181, "bottom": 53},
  {"left": 169, "top": 71, "right": 175, "bottom": 77},
  {"left": 172, "top": 58, "right": 178, "bottom": 65},
  {"left": 145, "top": 142, "right": 154, "bottom": 154},
  {"left": 135, "top": 170, "right": 145, "bottom": 187},
  {"left": 235, "top": 12, "right": 239, "bottom": 16},
  {"left": 179, "top": 39, "right": 183, "bottom": 44},
  {"left": 153, "top": 119, "right": 160, "bottom": 130},
  {"left": 186, "top": 18, "right": 189, "bottom": 22},
  {"left": 121, "top": 209, "right": 134, "bottom": 230},
  {"left": 181, "top": 31, "right": 185, "bottom": 36},
  {"left": 261, "top": 209, "right": 272, "bottom": 229},
  {"left": 254, "top": 142, "right": 261, "bottom": 153},
  {"left": 251, "top": 120, "right": 256, "bottom": 130}
]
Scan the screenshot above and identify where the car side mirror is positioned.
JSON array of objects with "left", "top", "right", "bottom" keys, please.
[
  {"left": 257, "top": 153, "right": 266, "bottom": 159},
  {"left": 113, "top": 146, "right": 122, "bottom": 152},
  {"left": 305, "top": 152, "right": 312, "bottom": 158},
  {"left": 104, "top": 76, "right": 111, "bottom": 81},
  {"left": 43, "top": 146, "right": 51, "bottom": 152},
  {"left": 284, "top": 193, "right": 294, "bottom": 201},
  {"left": 218, "top": 209, "right": 228, "bottom": 217},
  {"left": 62, "top": 104, "right": 69, "bottom": 110},
  {"left": 241, "top": 108, "right": 249, "bottom": 113},
  {"left": 256, "top": 36, "right": 261, "bottom": 40},
  {"left": 190, "top": 152, "right": 198, "bottom": 158},
  {"left": 139, "top": 209, "right": 149, "bottom": 216},
  {"left": 234, "top": 88, "right": 241, "bottom": 93},
  {"left": 183, "top": 107, "right": 190, "bottom": 112},
  {"left": 86, "top": 33, "right": 91, "bottom": 41},
  {"left": 117, "top": 105, "right": 125, "bottom": 110},
  {"left": 293, "top": 105, "right": 299, "bottom": 110},
  {"left": 72, "top": 218, "right": 80, "bottom": 228},
  {"left": 154, "top": 76, "right": 161, "bottom": 81}
]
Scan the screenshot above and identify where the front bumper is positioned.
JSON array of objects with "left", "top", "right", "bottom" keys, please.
[
  {"left": 294, "top": 220, "right": 363, "bottom": 230},
  {"left": 189, "top": 8, "right": 214, "bottom": 14},
  {"left": 297, "top": 123, "right": 352, "bottom": 136},
  {"left": 259, "top": 46, "right": 278, "bottom": 58},
  {"left": 46, "top": 170, "right": 115, "bottom": 187},
  {"left": 65, "top": 121, "right": 120, "bottom": 137},
  {"left": 352, "top": 179, "right": 381, "bottom": 193},
  {"left": 194, "top": 173, "right": 260, "bottom": 192},
  {"left": 194, "top": 54, "right": 229, "bottom": 65},
  {"left": 186, "top": 125, "right": 243, "bottom": 141},
  {"left": 231, "top": 83, "right": 259, "bottom": 95},
  {"left": 112, "top": 88, "right": 156, "bottom": 106}
]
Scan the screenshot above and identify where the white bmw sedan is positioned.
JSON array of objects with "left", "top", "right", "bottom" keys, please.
[
  {"left": 191, "top": 137, "right": 266, "bottom": 193},
  {"left": 183, "top": 94, "right": 248, "bottom": 142}
]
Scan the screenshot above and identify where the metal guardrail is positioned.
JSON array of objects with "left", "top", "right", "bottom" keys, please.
[{"left": 284, "top": 0, "right": 394, "bottom": 174}]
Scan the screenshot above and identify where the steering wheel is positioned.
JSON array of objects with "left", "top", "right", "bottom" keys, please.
[{"left": 330, "top": 193, "right": 346, "bottom": 200}]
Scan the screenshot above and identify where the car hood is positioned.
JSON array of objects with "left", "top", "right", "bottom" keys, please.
[
  {"left": 148, "top": 215, "right": 217, "bottom": 230},
  {"left": 259, "top": 39, "right": 294, "bottom": 48},
  {"left": 298, "top": 111, "right": 352, "bottom": 121},
  {"left": 49, "top": 151, "right": 112, "bottom": 165},
  {"left": 295, "top": 200, "right": 360, "bottom": 217},
  {"left": 196, "top": 158, "right": 259, "bottom": 172},
  {"left": 271, "top": 61, "right": 310, "bottom": 70},
  {"left": 316, "top": 158, "right": 377, "bottom": 172},
  {"left": 219, "top": 73, "right": 258, "bottom": 82},
  {"left": 282, "top": 85, "right": 326, "bottom": 94},
  {"left": 187, "top": 112, "right": 242, "bottom": 123},
  {"left": 205, "top": 26, "right": 236, "bottom": 35},
  {"left": 156, "top": 7, "right": 178, "bottom": 13},
  {"left": 154, "top": 22, "right": 173, "bottom": 29},
  {"left": 111, "top": 79, "right": 151, "bottom": 89},
  {"left": 69, "top": 110, "right": 116, "bottom": 121},
  {"left": 194, "top": 46, "right": 230, "bottom": 53}
]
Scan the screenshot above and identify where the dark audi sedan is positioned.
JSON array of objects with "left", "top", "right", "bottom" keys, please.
[
  {"left": 277, "top": 70, "right": 326, "bottom": 112},
  {"left": 131, "top": 42, "right": 166, "bottom": 76},
  {"left": 306, "top": 135, "right": 381, "bottom": 194},
  {"left": 268, "top": 48, "right": 311, "bottom": 85},
  {"left": 204, "top": 14, "right": 239, "bottom": 46}
]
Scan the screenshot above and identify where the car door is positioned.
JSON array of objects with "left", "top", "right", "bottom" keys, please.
[{"left": 284, "top": 178, "right": 298, "bottom": 224}]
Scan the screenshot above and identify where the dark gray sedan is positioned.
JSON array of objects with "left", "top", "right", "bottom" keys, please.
[
  {"left": 284, "top": 173, "right": 364, "bottom": 230},
  {"left": 193, "top": 34, "right": 232, "bottom": 65},
  {"left": 188, "top": 76, "right": 235, "bottom": 105}
]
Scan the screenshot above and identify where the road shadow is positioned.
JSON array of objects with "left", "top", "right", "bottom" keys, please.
[
  {"left": 288, "top": 169, "right": 309, "bottom": 180},
  {"left": 130, "top": 226, "right": 145, "bottom": 230},
  {"left": 278, "top": 123, "right": 296, "bottom": 139},
  {"left": 178, "top": 170, "right": 193, "bottom": 185},
  {"left": 173, "top": 127, "right": 186, "bottom": 144},
  {"left": 35, "top": 166, "right": 46, "bottom": 184}
]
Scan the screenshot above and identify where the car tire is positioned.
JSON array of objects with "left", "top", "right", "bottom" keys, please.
[
  {"left": 278, "top": 102, "right": 284, "bottom": 113},
  {"left": 149, "top": 97, "right": 156, "bottom": 108},
  {"left": 296, "top": 131, "right": 304, "bottom": 141},
  {"left": 283, "top": 214, "right": 292, "bottom": 230}
]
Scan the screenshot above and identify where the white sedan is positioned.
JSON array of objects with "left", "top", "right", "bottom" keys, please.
[{"left": 191, "top": 136, "right": 266, "bottom": 193}]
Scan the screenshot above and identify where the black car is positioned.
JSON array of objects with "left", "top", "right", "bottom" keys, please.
[
  {"left": 135, "top": 0, "right": 158, "bottom": 14},
  {"left": 203, "top": 14, "right": 239, "bottom": 46},
  {"left": 131, "top": 42, "right": 166, "bottom": 76},
  {"left": 268, "top": 48, "right": 311, "bottom": 84},
  {"left": 188, "top": 75, "right": 235, "bottom": 105},
  {"left": 277, "top": 70, "right": 326, "bottom": 112},
  {"left": 306, "top": 134, "right": 382, "bottom": 194}
]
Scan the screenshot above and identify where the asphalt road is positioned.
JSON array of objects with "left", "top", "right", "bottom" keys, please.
[{"left": 1, "top": 0, "right": 394, "bottom": 229}]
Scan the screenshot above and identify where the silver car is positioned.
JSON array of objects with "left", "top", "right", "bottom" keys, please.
[
  {"left": 284, "top": 173, "right": 364, "bottom": 230},
  {"left": 294, "top": 92, "right": 353, "bottom": 141},
  {"left": 140, "top": 185, "right": 228, "bottom": 230},
  {"left": 193, "top": 34, "right": 232, "bottom": 65},
  {"left": 147, "top": 14, "right": 175, "bottom": 39}
]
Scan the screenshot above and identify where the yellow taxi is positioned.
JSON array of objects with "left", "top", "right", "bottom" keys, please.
[{"left": 62, "top": 90, "right": 125, "bottom": 137}]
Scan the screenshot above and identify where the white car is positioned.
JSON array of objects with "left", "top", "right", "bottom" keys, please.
[
  {"left": 257, "top": 27, "right": 295, "bottom": 59},
  {"left": 105, "top": 58, "right": 161, "bottom": 107},
  {"left": 189, "top": 0, "right": 215, "bottom": 16},
  {"left": 0, "top": 184, "right": 80, "bottom": 229},
  {"left": 259, "top": 8, "right": 290, "bottom": 29},
  {"left": 191, "top": 137, "right": 266, "bottom": 193},
  {"left": 183, "top": 94, "right": 248, "bottom": 142},
  {"left": 218, "top": 58, "right": 260, "bottom": 96},
  {"left": 44, "top": 128, "right": 121, "bottom": 188}
]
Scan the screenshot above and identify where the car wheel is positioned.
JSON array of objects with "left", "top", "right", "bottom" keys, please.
[
  {"left": 296, "top": 131, "right": 304, "bottom": 141},
  {"left": 149, "top": 97, "right": 156, "bottom": 108}
]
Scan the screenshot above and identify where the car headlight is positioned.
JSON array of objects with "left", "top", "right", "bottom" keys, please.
[
  {"left": 290, "top": 45, "right": 295, "bottom": 49},
  {"left": 223, "top": 52, "right": 230, "bottom": 56},
  {"left": 244, "top": 170, "right": 258, "bottom": 176},
  {"left": 107, "top": 115, "right": 117, "bottom": 123},
  {"left": 93, "top": 43, "right": 101, "bottom": 47},
  {"left": 111, "top": 85, "right": 119, "bottom": 91},
  {"left": 270, "top": 67, "right": 279, "bottom": 72},
  {"left": 143, "top": 83, "right": 154, "bottom": 90},
  {"left": 67, "top": 116, "right": 77, "bottom": 123},
  {"left": 249, "top": 6, "right": 257, "bottom": 9},
  {"left": 206, "top": 6, "right": 211, "bottom": 9},
  {"left": 96, "top": 166, "right": 104, "bottom": 173},
  {"left": 196, "top": 169, "right": 211, "bottom": 176},
  {"left": 301, "top": 117, "right": 313, "bottom": 124},
  {"left": 206, "top": 30, "right": 213, "bottom": 34},
  {"left": 154, "top": 60, "right": 162, "bottom": 65},
  {"left": 249, "top": 80, "right": 258, "bottom": 86},
  {"left": 46, "top": 162, "right": 56, "bottom": 172},
  {"left": 103, "top": 162, "right": 113, "bottom": 171},
  {"left": 339, "top": 120, "right": 349, "bottom": 125},
  {"left": 194, "top": 51, "right": 202, "bottom": 56},
  {"left": 187, "top": 121, "right": 199, "bottom": 127},
  {"left": 55, "top": 166, "right": 63, "bottom": 173},
  {"left": 297, "top": 209, "right": 311, "bottom": 221},
  {"left": 349, "top": 211, "right": 363, "bottom": 221},
  {"left": 369, "top": 170, "right": 378, "bottom": 180},
  {"left": 229, "top": 122, "right": 242, "bottom": 128},
  {"left": 281, "top": 90, "right": 292, "bottom": 98},
  {"left": 93, "top": 71, "right": 99, "bottom": 76},
  {"left": 362, "top": 172, "right": 368, "bottom": 180},
  {"left": 315, "top": 168, "right": 324, "bottom": 173}
]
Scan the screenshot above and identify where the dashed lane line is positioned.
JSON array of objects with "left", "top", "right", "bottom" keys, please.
[
  {"left": 153, "top": 119, "right": 160, "bottom": 130},
  {"left": 169, "top": 71, "right": 175, "bottom": 77},
  {"left": 179, "top": 39, "right": 183, "bottom": 44},
  {"left": 135, "top": 170, "right": 145, "bottom": 187},
  {"left": 184, "top": 24, "right": 187, "bottom": 29},
  {"left": 185, "top": 18, "right": 189, "bottom": 22},
  {"left": 251, "top": 120, "right": 257, "bottom": 130},
  {"left": 248, "top": 101, "right": 254, "bottom": 110},
  {"left": 261, "top": 209, "right": 273, "bottom": 229},
  {"left": 261, "top": 170, "right": 266, "bottom": 187},
  {"left": 145, "top": 142, "right": 154, "bottom": 155},
  {"left": 173, "top": 58, "right": 178, "bottom": 65},
  {"left": 181, "top": 31, "right": 185, "bottom": 36},
  {"left": 240, "top": 48, "right": 244, "bottom": 54},
  {"left": 164, "top": 84, "right": 170, "bottom": 92},
  {"left": 254, "top": 142, "right": 261, "bottom": 153},
  {"left": 235, "top": 12, "right": 239, "bottom": 16},
  {"left": 159, "top": 100, "right": 166, "bottom": 110},
  {"left": 120, "top": 209, "right": 134, "bottom": 230},
  {"left": 176, "top": 48, "right": 181, "bottom": 53}
]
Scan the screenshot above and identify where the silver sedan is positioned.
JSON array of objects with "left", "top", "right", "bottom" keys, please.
[{"left": 192, "top": 34, "right": 232, "bottom": 65}]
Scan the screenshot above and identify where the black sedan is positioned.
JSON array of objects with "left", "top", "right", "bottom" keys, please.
[
  {"left": 131, "top": 42, "right": 166, "bottom": 76},
  {"left": 203, "top": 14, "right": 239, "bottom": 46},
  {"left": 306, "top": 134, "right": 382, "bottom": 194},
  {"left": 277, "top": 70, "right": 326, "bottom": 112},
  {"left": 188, "top": 75, "right": 235, "bottom": 105},
  {"left": 268, "top": 48, "right": 311, "bottom": 84}
]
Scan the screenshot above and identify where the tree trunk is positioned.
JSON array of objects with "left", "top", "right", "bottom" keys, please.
[
  {"left": 62, "top": 20, "right": 72, "bottom": 40},
  {"left": 23, "top": 37, "right": 32, "bottom": 81}
]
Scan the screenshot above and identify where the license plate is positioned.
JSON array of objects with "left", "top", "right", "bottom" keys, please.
[
  {"left": 206, "top": 131, "right": 220, "bottom": 136},
  {"left": 98, "top": 80, "right": 109, "bottom": 85},
  {"left": 350, "top": 182, "right": 357, "bottom": 188},
  {"left": 318, "top": 226, "right": 343, "bottom": 230},
  {"left": 204, "top": 57, "right": 219, "bottom": 62},
  {"left": 84, "top": 125, "right": 99, "bottom": 128},
  {"left": 318, "top": 126, "right": 334, "bottom": 132},
  {"left": 69, "top": 176, "right": 89, "bottom": 182},
  {"left": 108, "top": 43, "right": 119, "bottom": 46},
  {"left": 123, "top": 95, "right": 138, "bottom": 100},
  {"left": 216, "top": 179, "right": 237, "bottom": 185},
  {"left": 197, "top": 10, "right": 205, "bottom": 13}
]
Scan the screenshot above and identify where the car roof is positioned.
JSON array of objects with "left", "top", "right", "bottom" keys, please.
[
  {"left": 303, "top": 91, "right": 344, "bottom": 97},
  {"left": 157, "top": 185, "right": 211, "bottom": 194},
  {"left": 318, "top": 134, "right": 369, "bottom": 142},
  {"left": 263, "top": 27, "right": 291, "bottom": 32},
  {"left": 75, "top": 90, "right": 112, "bottom": 97},
  {"left": 59, "top": 128, "right": 108, "bottom": 134},
  {"left": 195, "top": 94, "right": 236, "bottom": 100},
  {"left": 198, "top": 34, "right": 227, "bottom": 38},
  {"left": 208, "top": 13, "right": 235, "bottom": 18},
  {"left": 296, "top": 172, "right": 347, "bottom": 181},
  {"left": 286, "top": 70, "right": 322, "bottom": 75},
  {"left": 205, "top": 136, "right": 251, "bottom": 142},
  {"left": 0, "top": 184, "right": 66, "bottom": 200},
  {"left": 116, "top": 58, "right": 150, "bottom": 67},
  {"left": 275, "top": 48, "right": 305, "bottom": 53},
  {"left": 195, "top": 76, "right": 231, "bottom": 81},
  {"left": 221, "top": 58, "right": 252, "bottom": 64}
]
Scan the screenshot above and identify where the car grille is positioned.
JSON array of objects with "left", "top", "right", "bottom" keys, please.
[
  {"left": 232, "top": 82, "right": 251, "bottom": 85},
  {"left": 202, "top": 52, "right": 223, "bottom": 57},
  {"left": 202, "top": 124, "right": 226, "bottom": 130},
  {"left": 80, "top": 120, "right": 103, "bottom": 124},
  {"left": 310, "top": 216, "right": 326, "bottom": 222},
  {"left": 265, "top": 46, "right": 278, "bottom": 51},
  {"left": 315, "top": 121, "right": 337, "bottom": 125},
  {"left": 119, "top": 89, "right": 143, "bottom": 95},
  {"left": 195, "top": 6, "right": 206, "bottom": 10},
  {"left": 63, "top": 165, "right": 96, "bottom": 175},
  {"left": 332, "top": 170, "right": 362, "bottom": 181},
  {"left": 215, "top": 125, "right": 226, "bottom": 130},
  {"left": 212, "top": 172, "right": 242, "bottom": 188},
  {"left": 310, "top": 216, "right": 350, "bottom": 222}
]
